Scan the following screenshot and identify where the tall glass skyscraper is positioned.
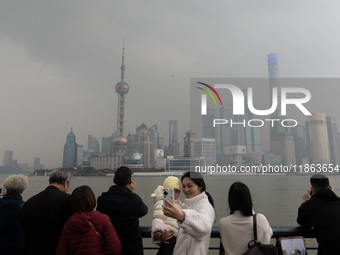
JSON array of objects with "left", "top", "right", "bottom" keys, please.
[
  {"left": 326, "top": 116, "right": 340, "bottom": 165},
  {"left": 219, "top": 102, "right": 262, "bottom": 154},
  {"left": 169, "top": 120, "right": 178, "bottom": 146},
  {"left": 202, "top": 108, "right": 215, "bottom": 139},
  {"left": 3, "top": 150, "right": 13, "bottom": 169},
  {"left": 290, "top": 124, "right": 309, "bottom": 165},
  {"left": 267, "top": 53, "right": 285, "bottom": 138},
  {"left": 168, "top": 120, "right": 180, "bottom": 157},
  {"left": 244, "top": 91, "right": 262, "bottom": 152},
  {"left": 306, "top": 113, "right": 331, "bottom": 164},
  {"left": 220, "top": 106, "right": 233, "bottom": 153},
  {"left": 88, "top": 134, "right": 100, "bottom": 152},
  {"left": 63, "top": 128, "right": 78, "bottom": 168}
]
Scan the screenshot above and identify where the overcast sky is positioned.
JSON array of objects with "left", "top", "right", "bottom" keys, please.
[{"left": 1, "top": 0, "right": 340, "bottom": 169}]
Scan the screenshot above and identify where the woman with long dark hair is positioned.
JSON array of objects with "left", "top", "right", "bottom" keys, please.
[
  {"left": 56, "top": 185, "right": 121, "bottom": 255},
  {"left": 219, "top": 182, "right": 272, "bottom": 255},
  {"left": 163, "top": 171, "right": 215, "bottom": 255}
]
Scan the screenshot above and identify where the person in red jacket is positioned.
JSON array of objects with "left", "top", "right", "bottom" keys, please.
[{"left": 56, "top": 185, "right": 121, "bottom": 255}]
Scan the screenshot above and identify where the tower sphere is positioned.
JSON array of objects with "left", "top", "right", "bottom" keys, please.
[
  {"left": 112, "top": 136, "right": 128, "bottom": 146},
  {"left": 115, "top": 81, "right": 129, "bottom": 94}
]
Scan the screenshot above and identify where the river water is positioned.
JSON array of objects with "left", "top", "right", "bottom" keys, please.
[{"left": 2, "top": 173, "right": 333, "bottom": 254}]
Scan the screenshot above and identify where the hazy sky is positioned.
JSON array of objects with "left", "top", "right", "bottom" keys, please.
[{"left": 1, "top": 0, "right": 340, "bottom": 169}]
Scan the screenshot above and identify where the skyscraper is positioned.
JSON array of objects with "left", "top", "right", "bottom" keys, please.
[
  {"left": 202, "top": 108, "right": 215, "bottom": 139},
  {"left": 77, "top": 145, "right": 84, "bottom": 166},
  {"left": 271, "top": 132, "right": 296, "bottom": 166},
  {"left": 220, "top": 106, "right": 233, "bottom": 153},
  {"left": 326, "top": 116, "right": 340, "bottom": 165},
  {"left": 62, "top": 128, "right": 78, "bottom": 168},
  {"left": 291, "top": 124, "right": 309, "bottom": 165},
  {"left": 133, "top": 123, "right": 154, "bottom": 168},
  {"left": 168, "top": 120, "right": 180, "bottom": 157},
  {"left": 243, "top": 90, "right": 262, "bottom": 152},
  {"left": 3, "top": 150, "right": 13, "bottom": 170},
  {"left": 306, "top": 113, "right": 331, "bottom": 164},
  {"left": 33, "top": 157, "right": 44, "bottom": 170},
  {"left": 149, "top": 124, "right": 160, "bottom": 149},
  {"left": 88, "top": 134, "right": 100, "bottom": 152},
  {"left": 219, "top": 104, "right": 261, "bottom": 153},
  {"left": 194, "top": 138, "right": 216, "bottom": 166},
  {"left": 183, "top": 131, "right": 195, "bottom": 157},
  {"left": 267, "top": 53, "right": 285, "bottom": 138},
  {"left": 169, "top": 120, "right": 178, "bottom": 146},
  {"left": 101, "top": 132, "right": 115, "bottom": 154},
  {"left": 112, "top": 43, "right": 129, "bottom": 152}
]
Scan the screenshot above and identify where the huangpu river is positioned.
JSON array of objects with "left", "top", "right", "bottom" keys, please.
[{"left": 2, "top": 173, "right": 332, "bottom": 254}]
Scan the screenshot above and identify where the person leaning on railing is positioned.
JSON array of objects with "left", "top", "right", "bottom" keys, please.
[
  {"left": 219, "top": 182, "right": 273, "bottom": 255},
  {"left": 22, "top": 168, "right": 72, "bottom": 255},
  {"left": 56, "top": 185, "right": 121, "bottom": 255},
  {"left": 297, "top": 174, "right": 340, "bottom": 255},
  {"left": 96, "top": 166, "right": 148, "bottom": 255}
]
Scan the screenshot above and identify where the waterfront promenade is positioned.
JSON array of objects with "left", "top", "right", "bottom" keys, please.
[{"left": 0, "top": 173, "right": 327, "bottom": 254}]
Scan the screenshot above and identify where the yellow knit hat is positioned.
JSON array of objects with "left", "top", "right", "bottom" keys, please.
[{"left": 163, "top": 176, "right": 181, "bottom": 191}]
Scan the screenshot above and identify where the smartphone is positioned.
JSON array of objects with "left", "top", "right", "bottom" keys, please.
[
  {"left": 1, "top": 188, "right": 6, "bottom": 196},
  {"left": 310, "top": 190, "right": 313, "bottom": 196},
  {"left": 163, "top": 188, "right": 175, "bottom": 207},
  {"left": 278, "top": 236, "right": 307, "bottom": 255}
]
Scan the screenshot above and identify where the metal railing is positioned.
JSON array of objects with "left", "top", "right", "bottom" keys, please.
[{"left": 140, "top": 226, "right": 317, "bottom": 252}]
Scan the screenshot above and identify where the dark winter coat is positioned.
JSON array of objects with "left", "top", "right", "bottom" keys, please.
[
  {"left": 97, "top": 185, "right": 148, "bottom": 255},
  {"left": 22, "top": 185, "right": 72, "bottom": 255},
  {"left": 0, "top": 193, "right": 24, "bottom": 255},
  {"left": 297, "top": 189, "right": 340, "bottom": 255},
  {"left": 56, "top": 211, "right": 121, "bottom": 255}
]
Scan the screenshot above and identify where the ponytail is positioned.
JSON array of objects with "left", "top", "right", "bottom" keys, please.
[{"left": 205, "top": 191, "right": 215, "bottom": 208}]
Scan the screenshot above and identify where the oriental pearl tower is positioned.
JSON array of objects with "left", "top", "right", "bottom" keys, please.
[{"left": 112, "top": 43, "right": 129, "bottom": 152}]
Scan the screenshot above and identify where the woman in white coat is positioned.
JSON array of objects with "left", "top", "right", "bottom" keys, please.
[
  {"left": 219, "top": 182, "right": 273, "bottom": 255},
  {"left": 163, "top": 171, "right": 215, "bottom": 255}
]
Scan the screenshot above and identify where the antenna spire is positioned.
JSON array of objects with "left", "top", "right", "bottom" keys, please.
[{"left": 121, "top": 39, "right": 126, "bottom": 82}]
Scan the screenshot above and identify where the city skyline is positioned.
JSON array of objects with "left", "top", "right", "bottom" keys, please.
[{"left": 2, "top": 1, "right": 340, "bottom": 168}]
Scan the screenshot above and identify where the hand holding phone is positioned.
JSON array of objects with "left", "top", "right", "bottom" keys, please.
[{"left": 303, "top": 188, "right": 312, "bottom": 202}]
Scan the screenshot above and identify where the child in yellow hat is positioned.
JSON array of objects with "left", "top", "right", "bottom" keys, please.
[{"left": 151, "top": 176, "right": 183, "bottom": 255}]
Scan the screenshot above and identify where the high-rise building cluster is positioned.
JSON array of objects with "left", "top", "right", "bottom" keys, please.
[
  {"left": 208, "top": 54, "right": 340, "bottom": 168},
  {"left": 0, "top": 150, "right": 44, "bottom": 173},
  {"left": 61, "top": 51, "right": 340, "bottom": 172},
  {"left": 62, "top": 45, "right": 171, "bottom": 171}
]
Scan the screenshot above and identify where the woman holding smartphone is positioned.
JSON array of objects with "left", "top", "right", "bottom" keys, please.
[
  {"left": 163, "top": 171, "right": 215, "bottom": 255},
  {"left": 219, "top": 182, "right": 273, "bottom": 255}
]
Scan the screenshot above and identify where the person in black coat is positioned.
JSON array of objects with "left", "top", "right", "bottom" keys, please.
[
  {"left": 97, "top": 166, "right": 148, "bottom": 255},
  {"left": 0, "top": 174, "right": 28, "bottom": 255},
  {"left": 22, "top": 168, "right": 72, "bottom": 255},
  {"left": 297, "top": 174, "right": 340, "bottom": 255}
]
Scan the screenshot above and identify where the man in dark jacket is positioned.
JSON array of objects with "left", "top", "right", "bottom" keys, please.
[
  {"left": 97, "top": 166, "right": 148, "bottom": 255},
  {"left": 22, "top": 168, "right": 72, "bottom": 255},
  {"left": 297, "top": 174, "right": 340, "bottom": 255}
]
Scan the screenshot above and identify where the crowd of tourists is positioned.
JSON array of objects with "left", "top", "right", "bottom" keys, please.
[{"left": 0, "top": 166, "right": 338, "bottom": 255}]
